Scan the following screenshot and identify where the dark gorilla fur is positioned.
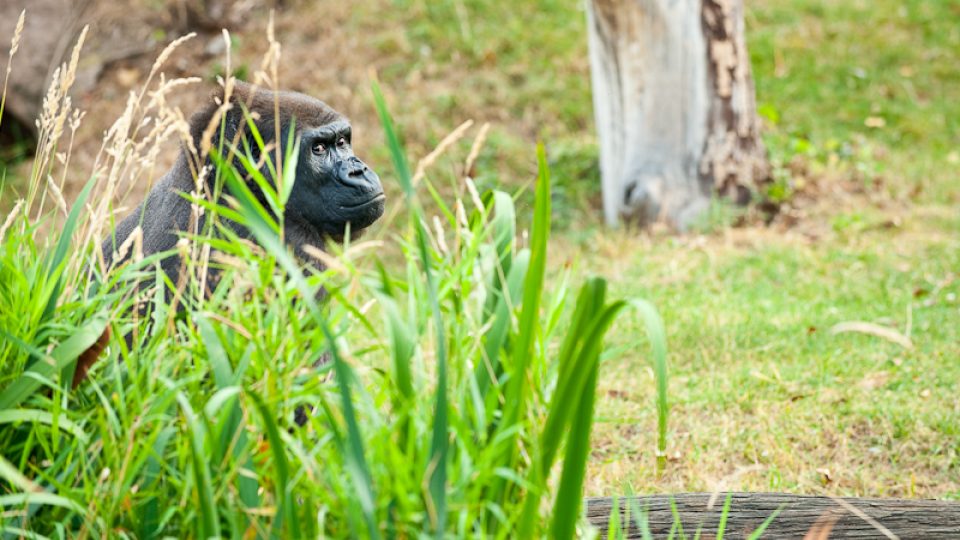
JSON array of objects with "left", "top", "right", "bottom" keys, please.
[{"left": 102, "top": 81, "right": 385, "bottom": 288}]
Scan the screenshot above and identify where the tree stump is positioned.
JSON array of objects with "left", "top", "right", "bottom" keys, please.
[{"left": 586, "top": 0, "right": 770, "bottom": 229}]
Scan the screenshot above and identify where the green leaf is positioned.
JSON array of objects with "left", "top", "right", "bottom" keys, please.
[
  {"left": 506, "top": 146, "right": 552, "bottom": 535},
  {"left": 372, "top": 78, "right": 448, "bottom": 536},
  {"left": 0, "top": 314, "right": 108, "bottom": 409},
  {"left": 629, "top": 299, "right": 669, "bottom": 472},
  {"left": 0, "top": 492, "right": 85, "bottom": 514},
  {"left": 0, "top": 409, "right": 88, "bottom": 442},
  {"left": 717, "top": 493, "right": 733, "bottom": 540},
  {"left": 174, "top": 390, "right": 220, "bottom": 540},
  {"left": 43, "top": 174, "right": 97, "bottom": 323},
  {"left": 745, "top": 505, "right": 785, "bottom": 540},
  {"left": 249, "top": 391, "right": 299, "bottom": 535},
  {"left": 0, "top": 455, "right": 40, "bottom": 493}
]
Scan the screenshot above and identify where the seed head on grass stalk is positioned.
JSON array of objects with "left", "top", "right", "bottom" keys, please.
[{"left": 0, "top": 10, "right": 25, "bottom": 127}]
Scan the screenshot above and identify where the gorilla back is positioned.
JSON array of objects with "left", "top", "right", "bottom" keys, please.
[{"left": 102, "top": 81, "right": 385, "bottom": 288}]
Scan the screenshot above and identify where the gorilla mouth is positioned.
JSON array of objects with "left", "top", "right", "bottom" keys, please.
[{"left": 341, "top": 192, "right": 385, "bottom": 210}]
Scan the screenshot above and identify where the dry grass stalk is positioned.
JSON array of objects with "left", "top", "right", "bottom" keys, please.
[
  {"left": 302, "top": 240, "right": 386, "bottom": 277},
  {"left": 29, "top": 25, "right": 89, "bottom": 219},
  {"left": 46, "top": 174, "right": 69, "bottom": 217},
  {"left": 463, "top": 176, "right": 485, "bottom": 213},
  {"left": 112, "top": 226, "right": 143, "bottom": 270},
  {"left": 0, "top": 199, "right": 24, "bottom": 244},
  {"left": 463, "top": 122, "right": 490, "bottom": 178},
  {"left": 302, "top": 244, "right": 349, "bottom": 275},
  {"left": 253, "top": 11, "right": 284, "bottom": 193},
  {"left": 828, "top": 496, "right": 899, "bottom": 539},
  {"left": 380, "top": 119, "right": 479, "bottom": 229},
  {"left": 82, "top": 36, "right": 200, "bottom": 275},
  {"left": 0, "top": 9, "right": 25, "bottom": 124},
  {"left": 830, "top": 321, "right": 913, "bottom": 349},
  {"left": 411, "top": 119, "right": 474, "bottom": 185},
  {"left": 433, "top": 215, "right": 449, "bottom": 255},
  {"left": 802, "top": 512, "right": 840, "bottom": 540}
]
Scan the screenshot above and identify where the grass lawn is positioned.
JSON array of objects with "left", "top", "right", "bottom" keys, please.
[
  {"left": 581, "top": 209, "right": 959, "bottom": 497},
  {"left": 372, "top": 0, "right": 960, "bottom": 498}
]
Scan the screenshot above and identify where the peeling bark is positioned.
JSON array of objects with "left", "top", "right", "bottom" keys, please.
[{"left": 587, "top": 0, "right": 769, "bottom": 229}]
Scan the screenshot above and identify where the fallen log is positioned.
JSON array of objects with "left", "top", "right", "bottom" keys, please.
[{"left": 586, "top": 492, "right": 960, "bottom": 539}]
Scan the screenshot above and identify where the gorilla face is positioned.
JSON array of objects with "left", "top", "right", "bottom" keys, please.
[{"left": 288, "top": 119, "right": 385, "bottom": 237}]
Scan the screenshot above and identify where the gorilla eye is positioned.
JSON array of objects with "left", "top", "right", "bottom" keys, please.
[
  {"left": 336, "top": 137, "right": 347, "bottom": 148},
  {"left": 312, "top": 143, "right": 326, "bottom": 155}
]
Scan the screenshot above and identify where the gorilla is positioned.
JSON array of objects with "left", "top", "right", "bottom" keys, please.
[
  {"left": 102, "top": 80, "right": 385, "bottom": 285},
  {"left": 73, "top": 82, "right": 384, "bottom": 391}
]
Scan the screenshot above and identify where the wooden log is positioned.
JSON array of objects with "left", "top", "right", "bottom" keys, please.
[{"left": 586, "top": 492, "right": 960, "bottom": 539}]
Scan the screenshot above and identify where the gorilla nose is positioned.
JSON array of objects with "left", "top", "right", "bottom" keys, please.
[
  {"left": 337, "top": 157, "right": 375, "bottom": 189},
  {"left": 348, "top": 163, "right": 366, "bottom": 178}
]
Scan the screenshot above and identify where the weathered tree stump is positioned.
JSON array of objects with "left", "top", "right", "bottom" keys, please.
[
  {"left": 586, "top": 492, "right": 960, "bottom": 539},
  {"left": 586, "top": 0, "right": 770, "bottom": 229}
]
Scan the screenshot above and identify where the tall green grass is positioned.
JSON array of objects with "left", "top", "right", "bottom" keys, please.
[{"left": 0, "top": 43, "right": 670, "bottom": 538}]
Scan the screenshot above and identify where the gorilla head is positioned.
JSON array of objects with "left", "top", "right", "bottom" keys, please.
[
  {"left": 188, "top": 81, "right": 385, "bottom": 241},
  {"left": 288, "top": 117, "right": 385, "bottom": 237}
]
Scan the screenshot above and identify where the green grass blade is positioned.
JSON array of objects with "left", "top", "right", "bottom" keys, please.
[
  {"left": 627, "top": 499, "right": 654, "bottom": 540},
  {"left": 376, "top": 292, "right": 415, "bottom": 402},
  {"left": 42, "top": 174, "right": 96, "bottom": 322},
  {"left": 717, "top": 493, "right": 732, "bottom": 540},
  {"left": 538, "top": 278, "right": 605, "bottom": 477},
  {"left": 606, "top": 496, "right": 621, "bottom": 540},
  {"left": 0, "top": 493, "right": 85, "bottom": 514},
  {"left": 495, "top": 144, "right": 551, "bottom": 525},
  {"left": 279, "top": 122, "right": 300, "bottom": 205},
  {"left": 195, "top": 315, "right": 234, "bottom": 387},
  {"left": 481, "top": 190, "right": 516, "bottom": 320},
  {"left": 551, "top": 359, "right": 599, "bottom": 540},
  {"left": 745, "top": 505, "right": 785, "bottom": 540},
  {"left": 517, "top": 278, "right": 607, "bottom": 535},
  {"left": 372, "top": 78, "right": 448, "bottom": 536},
  {"left": 550, "top": 298, "right": 627, "bottom": 540},
  {"left": 0, "top": 410, "right": 87, "bottom": 442},
  {"left": 476, "top": 248, "right": 529, "bottom": 400},
  {"left": 509, "top": 143, "right": 551, "bottom": 410},
  {"left": 226, "top": 158, "right": 378, "bottom": 538},
  {"left": 0, "top": 314, "right": 108, "bottom": 409},
  {"left": 140, "top": 425, "right": 176, "bottom": 538},
  {"left": 249, "top": 391, "right": 299, "bottom": 536},
  {"left": 0, "top": 455, "right": 39, "bottom": 493},
  {"left": 370, "top": 81, "right": 413, "bottom": 194},
  {"left": 668, "top": 498, "right": 684, "bottom": 539},
  {"left": 215, "top": 153, "right": 280, "bottom": 234},
  {"left": 629, "top": 299, "right": 669, "bottom": 473},
  {"left": 174, "top": 390, "right": 221, "bottom": 540}
]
